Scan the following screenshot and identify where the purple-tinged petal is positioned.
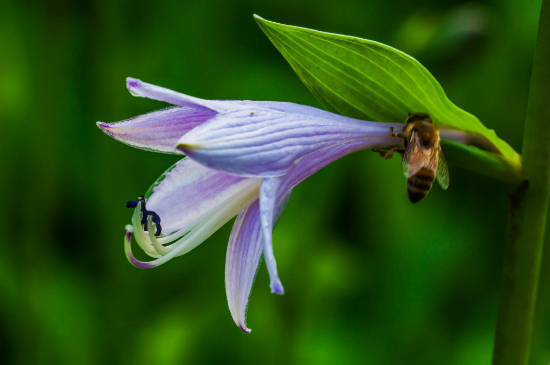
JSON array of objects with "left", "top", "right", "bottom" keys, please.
[
  {"left": 226, "top": 139, "right": 391, "bottom": 315},
  {"left": 97, "top": 107, "right": 217, "bottom": 154},
  {"left": 177, "top": 104, "right": 402, "bottom": 177},
  {"left": 263, "top": 139, "right": 398, "bottom": 278},
  {"left": 225, "top": 189, "right": 293, "bottom": 332},
  {"left": 229, "top": 140, "right": 381, "bottom": 297},
  {"left": 259, "top": 177, "right": 285, "bottom": 294},
  {"left": 227, "top": 140, "right": 372, "bottom": 301},
  {"left": 225, "top": 201, "right": 263, "bottom": 333},
  {"left": 279, "top": 138, "right": 398, "bottom": 194},
  {"left": 253, "top": 139, "right": 397, "bottom": 296},
  {"left": 145, "top": 158, "right": 258, "bottom": 235},
  {"left": 127, "top": 77, "right": 229, "bottom": 112}
]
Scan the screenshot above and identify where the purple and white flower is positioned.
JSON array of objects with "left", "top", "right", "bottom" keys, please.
[{"left": 98, "top": 78, "right": 404, "bottom": 333}]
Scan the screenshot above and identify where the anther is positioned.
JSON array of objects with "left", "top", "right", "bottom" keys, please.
[
  {"left": 126, "top": 195, "right": 146, "bottom": 211},
  {"left": 149, "top": 211, "right": 162, "bottom": 237},
  {"left": 126, "top": 200, "right": 138, "bottom": 208},
  {"left": 126, "top": 195, "right": 162, "bottom": 236}
]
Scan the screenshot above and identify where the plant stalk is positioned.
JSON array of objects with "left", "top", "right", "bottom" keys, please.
[{"left": 492, "top": 1, "right": 550, "bottom": 364}]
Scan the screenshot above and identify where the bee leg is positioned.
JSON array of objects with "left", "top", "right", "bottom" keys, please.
[
  {"left": 389, "top": 127, "right": 405, "bottom": 139},
  {"left": 381, "top": 148, "right": 397, "bottom": 159},
  {"left": 373, "top": 147, "right": 403, "bottom": 160},
  {"left": 372, "top": 149, "right": 390, "bottom": 158}
]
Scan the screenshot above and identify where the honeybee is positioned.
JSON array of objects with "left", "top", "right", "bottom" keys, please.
[{"left": 376, "top": 113, "right": 449, "bottom": 203}]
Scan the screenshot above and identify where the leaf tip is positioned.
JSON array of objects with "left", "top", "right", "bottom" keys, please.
[{"left": 253, "top": 14, "right": 270, "bottom": 29}]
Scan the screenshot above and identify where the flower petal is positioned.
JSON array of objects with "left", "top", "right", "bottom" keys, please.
[
  {"left": 225, "top": 188, "right": 292, "bottom": 332},
  {"left": 259, "top": 177, "right": 285, "bottom": 294},
  {"left": 126, "top": 77, "right": 229, "bottom": 112},
  {"left": 280, "top": 137, "right": 398, "bottom": 194},
  {"left": 177, "top": 103, "right": 402, "bottom": 177},
  {"left": 145, "top": 158, "right": 258, "bottom": 235},
  {"left": 258, "top": 139, "right": 397, "bottom": 287},
  {"left": 254, "top": 139, "right": 396, "bottom": 295},
  {"left": 225, "top": 200, "right": 263, "bottom": 333},
  {"left": 97, "top": 106, "right": 217, "bottom": 154}
]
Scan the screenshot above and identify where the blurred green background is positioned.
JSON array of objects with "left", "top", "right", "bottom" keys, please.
[{"left": 1, "top": 0, "right": 549, "bottom": 364}]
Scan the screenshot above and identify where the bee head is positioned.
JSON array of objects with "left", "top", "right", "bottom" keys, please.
[{"left": 406, "top": 112, "right": 433, "bottom": 124}]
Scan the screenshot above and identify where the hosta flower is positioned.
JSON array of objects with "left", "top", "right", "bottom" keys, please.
[{"left": 98, "top": 78, "right": 404, "bottom": 332}]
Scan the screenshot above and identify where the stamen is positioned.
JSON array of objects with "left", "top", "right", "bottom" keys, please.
[
  {"left": 126, "top": 195, "right": 146, "bottom": 210},
  {"left": 132, "top": 202, "right": 160, "bottom": 257},
  {"left": 124, "top": 225, "right": 156, "bottom": 269},
  {"left": 123, "top": 179, "right": 261, "bottom": 269},
  {"left": 126, "top": 201, "right": 138, "bottom": 208},
  {"left": 149, "top": 211, "right": 162, "bottom": 236},
  {"left": 126, "top": 195, "right": 163, "bottom": 236},
  {"left": 147, "top": 219, "right": 172, "bottom": 255}
]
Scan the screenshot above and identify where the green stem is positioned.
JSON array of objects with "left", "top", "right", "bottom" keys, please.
[
  {"left": 440, "top": 140, "right": 525, "bottom": 187},
  {"left": 492, "top": 1, "right": 550, "bottom": 364}
]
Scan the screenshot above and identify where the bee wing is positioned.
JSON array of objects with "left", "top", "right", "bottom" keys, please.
[
  {"left": 402, "top": 130, "right": 428, "bottom": 178},
  {"left": 401, "top": 145, "right": 410, "bottom": 178},
  {"left": 401, "top": 133, "right": 414, "bottom": 178},
  {"left": 436, "top": 144, "right": 450, "bottom": 190}
]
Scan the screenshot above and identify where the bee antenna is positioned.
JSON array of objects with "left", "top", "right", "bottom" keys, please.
[{"left": 408, "top": 112, "right": 411, "bottom": 116}]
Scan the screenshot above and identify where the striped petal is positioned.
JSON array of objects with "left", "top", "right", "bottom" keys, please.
[
  {"left": 177, "top": 104, "right": 401, "bottom": 177},
  {"left": 225, "top": 201, "right": 263, "bottom": 334},
  {"left": 253, "top": 137, "right": 396, "bottom": 293},
  {"left": 226, "top": 188, "right": 292, "bottom": 332},
  {"left": 97, "top": 107, "right": 217, "bottom": 154},
  {"left": 280, "top": 138, "right": 398, "bottom": 193},
  {"left": 145, "top": 158, "right": 257, "bottom": 235}
]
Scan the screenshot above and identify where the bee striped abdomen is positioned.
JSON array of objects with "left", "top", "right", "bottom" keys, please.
[{"left": 407, "top": 167, "right": 435, "bottom": 203}]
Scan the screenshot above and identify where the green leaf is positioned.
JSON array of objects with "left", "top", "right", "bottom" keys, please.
[{"left": 254, "top": 15, "right": 520, "bottom": 165}]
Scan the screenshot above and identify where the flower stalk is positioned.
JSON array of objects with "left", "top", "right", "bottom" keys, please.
[
  {"left": 439, "top": 140, "right": 525, "bottom": 188},
  {"left": 492, "top": 0, "right": 550, "bottom": 364}
]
